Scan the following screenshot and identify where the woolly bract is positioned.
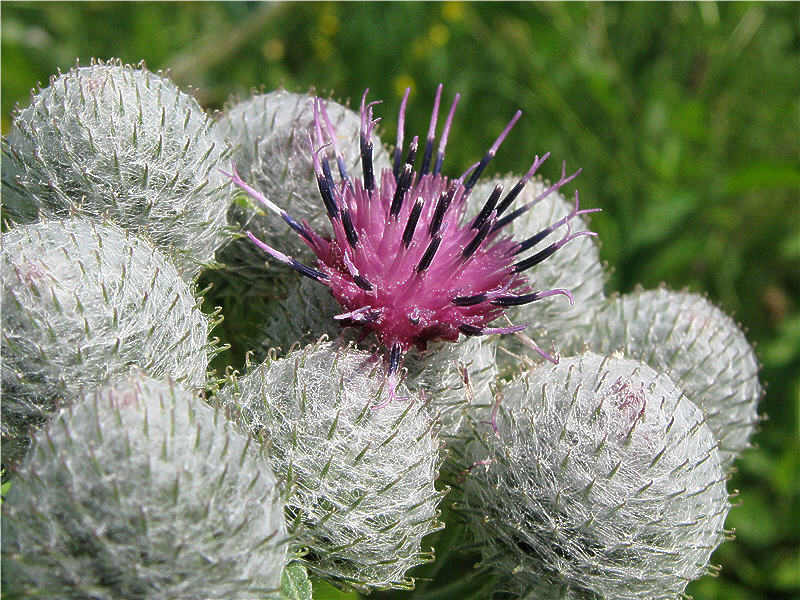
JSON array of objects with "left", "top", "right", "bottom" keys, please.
[
  {"left": 219, "top": 341, "right": 445, "bottom": 592},
  {"left": 587, "top": 287, "right": 761, "bottom": 464},
  {"left": 2, "top": 371, "right": 288, "bottom": 600},
  {"left": 212, "top": 89, "right": 390, "bottom": 279},
  {"left": 253, "top": 275, "right": 497, "bottom": 439},
  {"left": 469, "top": 175, "right": 605, "bottom": 362},
  {"left": 1, "top": 59, "right": 230, "bottom": 279},
  {"left": 1, "top": 219, "right": 209, "bottom": 466},
  {"left": 459, "top": 353, "right": 729, "bottom": 600}
]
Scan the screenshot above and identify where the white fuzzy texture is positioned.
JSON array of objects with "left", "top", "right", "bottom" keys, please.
[
  {"left": 469, "top": 175, "right": 606, "bottom": 362},
  {"left": 588, "top": 287, "right": 762, "bottom": 464},
  {"left": 212, "top": 90, "right": 391, "bottom": 279},
  {"left": 2, "top": 371, "right": 288, "bottom": 600},
  {"left": 403, "top": 337, "right": 498, "bottom": 439},
  {"left": 1, "top": 59, "right": 231, "bottom": 279},
  {"left": 219, "top": 341, "right": 445, "bottom": 592},
  {"left": 460, "top": 353, "right": 729, "bottom": 600},
  {"left": 253, "top": 275, "right": 498, "bottom": 438},
  {"left": 1, "top": 219, "right": 209, "bottom": 465}
]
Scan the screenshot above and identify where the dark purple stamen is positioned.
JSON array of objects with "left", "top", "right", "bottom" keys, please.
[
  {"left": 463, "top": 110, "right": 522, "bottom": 194},
  {"left": 402, "top": 198, "right": 424, "bottom": 248},
  {"left": 391, "top": 164, "right": 413, "bottom": 218},
  {"left": 341, "top": 208, "right": 359, "bottom": 247},
  {"left": 429, "top": 185, "right": 455, "bottom": 236},
  {"left": 461, "top": 214, "right": 495, "bottom": 260},
  {"left": 451, "top": 292, "right": 488, "bottom": 306},
  {"left": 471, "top": 183, "right": 503, "bottom": 229},
  {"left": 404, "top": 136, "right": 419, "bottom": 172},
  {"left": 493, "top": 162, "right": 582, "bottom": 233},
  {"left": 388, "top": 342, "right": 402, "bottom": 375},
  {"left": 416, "top": 235, "right": 442, "bottom": 273},
  {"left": 360, "top": 133, "right": 374, "bottom": 192},
  {"left": 490, "top": 292, "right": 550, "bottom": 307},
  {"left": 316, "top": 171, "right": 338, "bottom": 219},
  {"left": 494, "top": 153, "right": 550, "bottom": 217},
  {"left": 353, "top": 274, "right": 373, "bottom": 291},
  {"left": 512, "top": 226, "right": 552, "bottom": 256},
  {"left": 514, "top": 242, "right": 559, "bottom": 273}
]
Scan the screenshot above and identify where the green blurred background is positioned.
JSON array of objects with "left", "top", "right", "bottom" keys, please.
[{"left": 2, "top": 2, "right": 798, "bottom": 598}]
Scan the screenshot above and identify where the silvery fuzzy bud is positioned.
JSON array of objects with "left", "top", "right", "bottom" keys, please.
[
  {"left": 218, "top": 341, "right": 445, "bottom": 592},
  {"left": 212, "top": 90, "right": 391, "bottom": 280},
  {"left": 2, "top": 371, "right": 288, "bottom": 600},
  {"left": 588, "top": 287, "right": 762, "bottom": 464},
  {"left": 1, "top": 218, "right": 210, "bottom": 466},
  {"left": 469, "top": 175, "right": 605, "bottom": 362},
  {"left": 459, "top": 353, "right": 729, "bottom": 600},
  {"left": 253, "top": 275, "right": 496, "bottom": 439},
  {"left": 1, "top": 59, "right": 231, "bottom": 279},
  {"left": 403, "top": 336, "right": 498, "bottom": 439}
]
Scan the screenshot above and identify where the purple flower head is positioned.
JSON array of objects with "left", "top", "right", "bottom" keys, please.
[{"left": 224, "top": 85, "right": 596, "bottom": 400}]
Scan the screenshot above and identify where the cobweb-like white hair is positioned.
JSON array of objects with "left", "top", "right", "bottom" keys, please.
[{"left": 459, "top": 353, "right": 730, "bottom": 599}]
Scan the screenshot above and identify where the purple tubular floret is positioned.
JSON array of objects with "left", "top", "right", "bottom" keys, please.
[
  {"left": 495, "top": 153, "right": 549, "bottom": 216},
  {"left": 393, "top": 87, "right": 411, "bottom": 178},
  {"left": 464, "top": 110, "right": 522, "bottom": 193},
  {"left": 402, "top": 198, "right": 424, "bottom": 248},
  {"left": 420, "top": 84, "right": 442, "bottom": 176},
  {"left": 471, "top": 183, "right": 504, "bottom": 229},
  {"left": 433, "top": 93, "right": 460, "bottom": 176},
  {"left": 416, "top": 235, "right": 442, "bottom": 273},
  {"left": 341, "top": 208, "right": 359, "bottom": 247}
]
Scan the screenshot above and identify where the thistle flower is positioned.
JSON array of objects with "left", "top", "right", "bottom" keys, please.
[{"left": 225, "top": 86, "right": 596, "bottom": 397}]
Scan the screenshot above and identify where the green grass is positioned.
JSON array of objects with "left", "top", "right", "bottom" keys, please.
[{"left": 2, "top": 2, "right": 798, "bottom": 598}]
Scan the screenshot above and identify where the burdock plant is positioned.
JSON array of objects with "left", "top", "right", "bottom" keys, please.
[{"left": 0, "top": 59, "right": 763, "bottom": 600}]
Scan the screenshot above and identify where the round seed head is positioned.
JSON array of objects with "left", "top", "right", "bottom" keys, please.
[
  {"left": 588, "top": 287, "right": 762, "bottom": 464},
  {"left": 2, "top": 371, "right": 288, "bottom": 599},
  {"left": 1, "top": 218, "right": 210, "bottom": 466},
  {"left": 459, "top": 353, "right": 729, "bottom": 600},
  {"left": 218, "top": 341, "right": 445, "bottom": 592},
  {"left": 1, "top": 59, "right": 231, "bottom": 279}
]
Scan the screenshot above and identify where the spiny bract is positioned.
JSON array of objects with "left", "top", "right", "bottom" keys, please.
[
  {"left": 218, "top": 341, "right": 445, "bottom": 592},
  {"left": 1, "top": 371, "right": 288, "bottom": 600},
  {"left": 459, "top": 353, "right": 729, "bottom": 600},
  {"left": 213, "top": 89, "right": 391, "bottom": 279},
  {"left": 1, "top": 218, "right": 210, "bottom": 466},
  {"left": 1, "top": 58, "right": 231, "bottom": 279},
  {"left": 588, "top": 287, "right": 762, "bottom": 464}
]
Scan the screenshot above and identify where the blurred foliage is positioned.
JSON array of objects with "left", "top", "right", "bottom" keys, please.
[{"left": 2, "top": 2, "right": 798, "bottom": 599}]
